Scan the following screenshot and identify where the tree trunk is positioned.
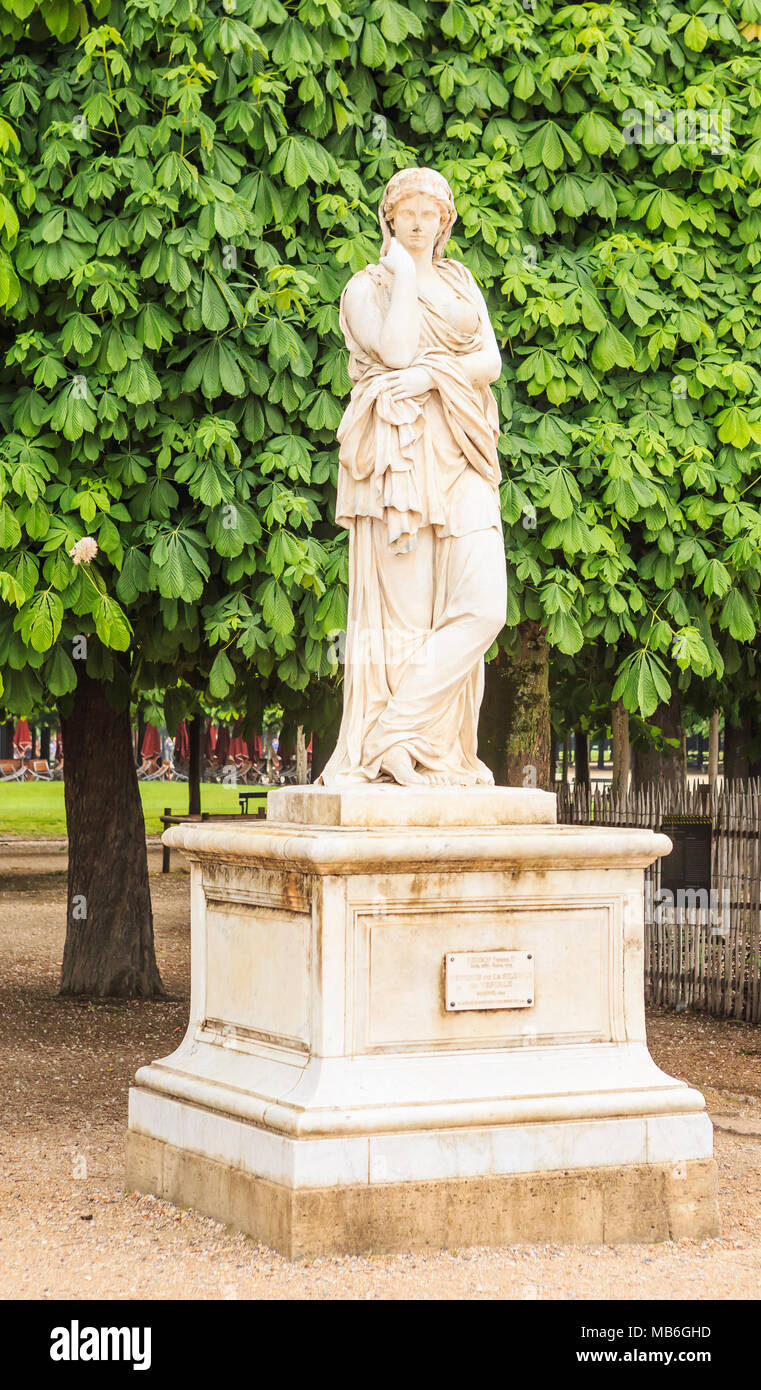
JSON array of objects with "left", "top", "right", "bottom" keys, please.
[
  {"left": 574, "top": 726, "right": 590, "bottom": 788},
  {"left": 40, "top": 724, "right": 51, "bottom": 760},
  {"left": 560, "top": 739, "right": 568, "bottom": 784},
  {"left": 136, "top": 708, "right": 146, "bottom": 765},
  {"left": 296, "top": 725, "right": 308, "bottom": 784},
  {"left": 0, "top": 720, "right": 13, "bottom": 758},
  {"left": 310, "top": 730, "right": 324, "bottom": 782},
  {"left": 549, "top": 736, "right": 557, "bottom": 786},
  {"left": 611, "top": 699, "right": 629, "bottom": 796},
  {"left": 708, "top": 711, "right": 719, "bottom": 789},
  {"left": 596, "top": 734, "right": 605, "bottom": 770},
  {"left": 188, "top": 715, "right": 203, "bottom": 816},
  {"left": 632, "top": 691, "right": 685, "bottom": 792},
  {"left": 60, "top": 671, "right": 163, "bottom": 998},
  {"left": 722, "top": 708, "right": 761, "bottom": 780},
  {"left": 723, "top": 716, "right": 748, "bottom": 780},
  {"left": 479, "top": 621, "right": 551, "bottom": 788}
]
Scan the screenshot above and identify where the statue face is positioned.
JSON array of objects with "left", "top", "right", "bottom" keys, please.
[{"left": 389, "top": 193, "right": 443, "bottom": 255}]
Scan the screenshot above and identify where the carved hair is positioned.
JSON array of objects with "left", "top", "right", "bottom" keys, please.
[{"left": 378, "top": 167, "right": 457, "bottom": 261}]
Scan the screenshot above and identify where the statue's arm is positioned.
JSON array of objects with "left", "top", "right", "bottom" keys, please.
[
  {"left": 457, "top": 281, "right": 502, "bottom": 388},
  {"left": 342, "top": 258, "right": 421, "bottom": 370}
]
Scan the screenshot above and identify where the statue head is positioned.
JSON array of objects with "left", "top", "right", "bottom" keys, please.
[{"left": 378, "top": 167, "right": 457, "bottom": 262}]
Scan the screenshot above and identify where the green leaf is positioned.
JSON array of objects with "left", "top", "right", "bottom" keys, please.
[
  {"left": 271, "top": 16, "right": 311, "bottom": 61},
  {"left": 209, "top": 649, "right": 235, "bottom": 697},
  {"left": 201, "top": 274, "right": 230, "bottom": 332},
  {"left": 546, "top": 467, "right": 578, "bottom": 520},
  {"left": 150, "top": 530, "right": 209, "bottom": 602},
  {"left": 0, "top": 505, "right": 22, "bottom": 549},
  {"left": 24, "top": 499, "right": 50, "bottom": 541},
  {"left": 573, "top": 111, "right": 622, "bottom": 156},
  {"left": 683, "top": 16, "right": 709, "bottom": 51},
  {"left": 4, "top": 551, "right": 39, "bottom": 603},
  {"left": 360, "top": 20, "right": 387, "bottom": 68},
  {"left": 526, "top": 194, "right": 555, "bottom": 237},
  {"left": 305, "top": 390, "right": 343, "bottom": 430},
  {"left": 17, "top": 590, "right": 64, "bottom": 652},
  {"left": 591, "top": 322, "right": 636, "bottom": 372},
  {"left": 545, "top": 609, "right": 583, "bottom": 655},
  {"left": 218, "top": 340, "right": 246, "bottom": 395},
  {"left": 524, "top": 123, "right": 565, "bottom": 173},
  {"left": 93, "top": 594, "right": 132, "bottom": 651},
  {"left": 272, "top": 136, "right": 310, "bottom": 188},
  {"left": 612, "top": 651, "right": 671, "bottom": 718},
  {"left": 207, "top": 501, "right": 260, "bottom": 557},
  {"left": 720, "top": 589, "right": 756, "bottom": 643},
  {"left": 513, "top": 64, "right": 535, "bottom": 101},
  {"left": 697, "top": 557, "right": 731, "bottom": 599},
  {"left": 715, "top": 406, "right": 752, "bottom": 449},
  {"left": 260, "top": 577, "right": 295, "bottom": 635},
  {"left": 113, "top": 357, "right": 162, "bottom": 405},
  {"left": 45, "top": 644, "right": 77, "bottom": 695},
  {"left": 671, "top": 626, "right": 712, "bottom": 675},
  {"left": 116, "top": 548, "right": 151, "bottom": 604},
  {"left": 42, "top": 548, "right": 72, "bottom": 590}
]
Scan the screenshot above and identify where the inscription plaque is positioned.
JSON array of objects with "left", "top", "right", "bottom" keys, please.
[{"left": 445, "top": 950, "right": 534, "bottom": 1011}]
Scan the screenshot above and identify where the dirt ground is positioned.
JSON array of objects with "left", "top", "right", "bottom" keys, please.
[{"left": 1, "top": 841, "right": 760, "bottom": 1301}]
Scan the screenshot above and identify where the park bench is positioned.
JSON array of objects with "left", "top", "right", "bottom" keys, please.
[
  {"left": 160, "top": 794, "right": 268, "bottom": 872},
  {"left": 138, "top": 756, "right": 174, "bottom": 781},
  {"left": 0, "top": 759, "right": 25, "bottom": 781},
  {"left": 0, "top": 758, "right": 52, "bottom": 781},
  {"left": 25, "top": 759, "right": 53, "bottom": 780}
]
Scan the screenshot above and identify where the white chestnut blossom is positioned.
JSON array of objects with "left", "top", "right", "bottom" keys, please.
[{"left": 68, "top": 536, "right": 99, "bottom": 565}]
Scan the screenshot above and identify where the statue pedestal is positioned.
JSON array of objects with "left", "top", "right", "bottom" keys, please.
[{"left": 126, "top": 787, "right": 719, "bottom": 1256}]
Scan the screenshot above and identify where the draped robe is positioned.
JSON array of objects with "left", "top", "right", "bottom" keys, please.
[{"left": 319, "top": 257, "right": 506, "bottom": 786}]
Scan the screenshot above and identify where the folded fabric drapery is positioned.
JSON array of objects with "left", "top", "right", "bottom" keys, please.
[
  {"left": 319, "top": 256, "right": 506, "bottom": 787},
  {"left": 334, "top": 258, "right": 501, "bottom": 554}
]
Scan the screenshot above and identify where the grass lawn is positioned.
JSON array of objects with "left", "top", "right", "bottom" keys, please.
[{"left": 0, "top": 780, "right": 269, "bottom": 838}]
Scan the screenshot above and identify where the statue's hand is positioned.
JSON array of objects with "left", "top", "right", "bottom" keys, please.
[
  {"left": 380, "top": 236, "right": 416, "bottom": 279},
  {"left": 384, "top": 365, "right": 434, "bottom": 400}
]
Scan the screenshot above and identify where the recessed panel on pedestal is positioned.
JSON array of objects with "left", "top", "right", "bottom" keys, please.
[
  {"left": 356, "top": 902, "right": 612, "bottom": 1052},
  {"left": 204, "top": 899, "right": 311, "bottom": 1050}
]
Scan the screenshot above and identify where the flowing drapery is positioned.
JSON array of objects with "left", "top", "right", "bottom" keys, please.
[{"left": 319, "top": 258, "right": 506, "bottom": 785}]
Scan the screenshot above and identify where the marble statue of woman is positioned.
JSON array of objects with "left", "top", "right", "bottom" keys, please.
[{"left": 319, "top": 166, "right": 507, "bottom": 787}]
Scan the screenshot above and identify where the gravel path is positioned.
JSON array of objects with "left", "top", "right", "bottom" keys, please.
[{"left": 1, "top": 843, "right": 760, "bottom": 1300}]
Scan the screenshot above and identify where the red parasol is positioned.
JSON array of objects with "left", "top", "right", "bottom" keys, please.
[
  {"left": 141, "top": 723, "right": 161, "bottom": 759},
  {"left": 204, "top": 722, "right": 217, "bottom": 759},
  {"left": 174, "top": 721, "right": 189, "bottom": 760},
  {"left": 229, "top": 736, "right": 248, "bottom": 762},
  {"left": 14, "top": 719, "right": 31, "bottom": 755}
]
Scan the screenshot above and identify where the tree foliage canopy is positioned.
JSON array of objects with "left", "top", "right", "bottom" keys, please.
[{"left": 2, "top": 0, "right": 761, "bottom": 730}]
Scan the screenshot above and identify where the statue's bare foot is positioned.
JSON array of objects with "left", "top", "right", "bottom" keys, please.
[{"left": 380, "top": 747, "right": 426, "bottom": 785}]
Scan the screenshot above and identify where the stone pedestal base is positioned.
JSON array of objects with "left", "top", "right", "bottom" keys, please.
[
  {"left": 126, "top": 1133, "right": 717, "bottom": 1258},
  {"left": 127, "top": 787, "right": 720, "bottom": 1254}
]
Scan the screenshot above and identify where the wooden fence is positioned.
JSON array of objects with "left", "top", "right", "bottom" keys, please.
[{"left": 555, "top": 780, "right": 761, "bottom": 1022}]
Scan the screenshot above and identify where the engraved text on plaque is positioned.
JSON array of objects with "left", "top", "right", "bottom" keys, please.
[{"left": 445, "top": 950, "right": 535, "bottom": 1011}]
